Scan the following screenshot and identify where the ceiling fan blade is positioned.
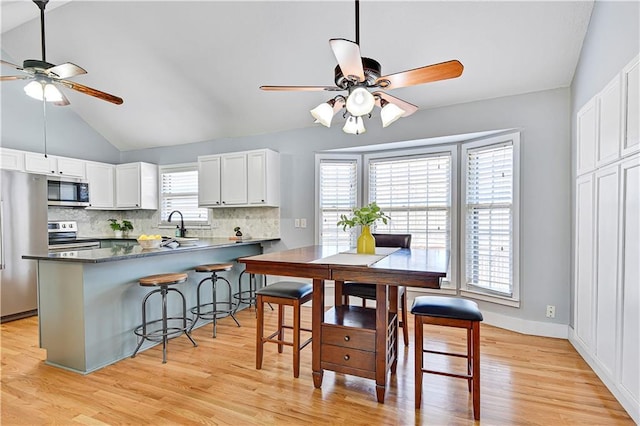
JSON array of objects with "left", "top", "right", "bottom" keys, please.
[
  {"left": 329, "top": 39, "right": 365, "bottom": 83},
  {"left": 58, "top": 80, "right": 123, "bottom": 105},
  {"left": 376, "top": 60, "right": 464, "bottom": 90},
  {"left": 260, "top": 85, "right": 342, "bottom": 92},
  {"left": 1, "top": 59, "right": 23, "bottom": 70},
  {"left": 1, "top": 75, "right": 31, "bottom": 81},
  {"left": 46, "top": 62, "right": 87, "bottom": 79},
  {"left": 373, "top": 91, "right": 418, "bottom": 117}
]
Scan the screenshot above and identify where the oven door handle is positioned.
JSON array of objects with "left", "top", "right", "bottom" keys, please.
[{"left": 48, "top": 242, "right": 100, "bottom": 250}]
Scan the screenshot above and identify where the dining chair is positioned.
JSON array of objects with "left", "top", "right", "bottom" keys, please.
[{"left": 341, "top": 233, "right": 412, "bottom": 347}]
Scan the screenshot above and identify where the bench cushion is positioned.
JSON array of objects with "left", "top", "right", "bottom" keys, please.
[
  {"left": 256, "top": 281, "right": 313, "bottom": 299},
  {"left": 411, "top": 296, "right": 483, "bottom": 321}
]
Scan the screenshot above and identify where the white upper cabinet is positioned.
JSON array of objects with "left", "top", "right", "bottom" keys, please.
[
  {"left": 577, "top": 99, "right": 598, "bottom": 175},
  {"left": 596, "top": 75, "right": 622, "bottom": 167},
  {"left": 198, "top": 155, "right": 221, "bottom": 206},
  {"left": 86, "top": 161, "right": 115, "bottom": 209},
  {"left": 115, "top": 162, "right": 158, "bottom": 209},
  {"left": 0, "top": 148, "right": 25, "bottom": 171},
  {"left": 54, "top": 156, "right": 86, "bottom": 179},
  {"left": 247, "top": 149, "right": 280, "bottom": 206},
  {"left": 198, "top": 149, "right": 279, "bottom": 208},
  {"left": 622, "top": 55, "right": 639, "bottom": 156},
  {"left": 221, "top": 153, "right": 248, "bottom": 206},
  {"left": 21, "top": 151, "right": 85, "bottom": 179}
]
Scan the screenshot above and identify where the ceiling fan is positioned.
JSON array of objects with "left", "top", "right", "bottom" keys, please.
[
  {"left": 0, "top": 0, "right": 123, "bottom": 106},
  {"left": 260, "top": 0, "right": 463, "bottom": 134}
]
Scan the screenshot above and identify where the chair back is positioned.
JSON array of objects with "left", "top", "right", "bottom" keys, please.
[{"left": 371, "top": 233, "right": 411, "bottom": 248}]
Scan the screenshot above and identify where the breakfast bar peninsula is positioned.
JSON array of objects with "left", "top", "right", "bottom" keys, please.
[{"left": 23, "top": 238, "right": 277, "bottom": 374}]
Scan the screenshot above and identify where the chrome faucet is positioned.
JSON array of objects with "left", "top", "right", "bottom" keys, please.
[{"left": 168, "top": 210, "right": 186, "bottom": 237}]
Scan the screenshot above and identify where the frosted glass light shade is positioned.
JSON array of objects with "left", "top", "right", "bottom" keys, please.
[
  {"left": 343, "top": 115, "right": 366, "bottom": 135},
  {"left": 380, "top": 102, "right": 405, "bottom": 128},
  {"left": 24, "top": 81, "right": 64, "bottom": 102},
  {"left": 310, "top": 102, "right": 335, "bottom": 127},
  {"left": 345, "top": 87, "right": 375, "bottom": 117}
]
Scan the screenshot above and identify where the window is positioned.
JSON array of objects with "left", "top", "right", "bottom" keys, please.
[
  {"left": 159, "top": 164, "right": 209, "bottom": 226},
  {"left": 368, "top": 152, "right": 453, "bottom": 251},
  {"left": 316, "top": 156, "right": 359, "bottom": 249},
  {"left": 461, "top": 134, "right": 520, "bottom": 303}
]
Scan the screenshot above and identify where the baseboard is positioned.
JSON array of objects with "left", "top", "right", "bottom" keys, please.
[{"left": 478, "top": 309, "right": 569, "bottom": 339}]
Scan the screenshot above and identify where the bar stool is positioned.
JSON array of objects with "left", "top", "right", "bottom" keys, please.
[
  {"left": 234, "top": 270, "right": 261, "bottom": 311},
  {"left": 131, "top": 272, "right": 197, "bottom": 363},
  {"left": 255, "top": 281, "right": 313, "bottom": 378},
  {"left": 412, "top": 296, "right": 483, "bottom": 420},
  {"left": 191, "top": 263, "right": 240, "bottom": 338}
]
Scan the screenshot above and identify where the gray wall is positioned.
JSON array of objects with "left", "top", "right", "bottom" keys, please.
[
  {"left": 0, "top": 50, "right": 121, "bottom": 163},
  {"left": 123, "top": 87, "right": 572, "bottom": 326},
  {"left": 569, "top": 1, "right": 640, "bottom": 325}
]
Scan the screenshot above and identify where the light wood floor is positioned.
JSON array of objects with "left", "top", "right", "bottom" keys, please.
[{"left": 1, "top": 307, "right": 633, "bottom": 425}]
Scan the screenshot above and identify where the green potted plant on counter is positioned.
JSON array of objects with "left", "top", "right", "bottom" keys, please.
[
  {"left": 108, "top": 219, "right": 134, "bottom": 238},
  {"left": 337, "top": 202, "right": 390, "bottom": 254}
]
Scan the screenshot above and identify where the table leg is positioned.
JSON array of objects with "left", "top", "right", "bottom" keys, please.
[
  {"left": 389, "top": 285, "right": 399, "bottom": 373},
  {"left": 312, "top": 278, "right": 324, "bottom": 388},
  {"left": 375, "top": 284, "right": 388, "bottom": 403},
  {"left": 334, "top": 280, "right": 344, "bottom": 307}
]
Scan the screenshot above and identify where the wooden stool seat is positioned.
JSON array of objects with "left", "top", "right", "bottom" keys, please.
[
  {"left": 412, "top": 296, "right": 483, "bottom": 420},
  {"left": 256, "top": 281, "right": 313, "bottom": 378},
  {"left": 194, "top": 263, "right": 234, "bottom": 273},
  {"left": 139, "top": 272, "right": 188, "bottom": 286}
]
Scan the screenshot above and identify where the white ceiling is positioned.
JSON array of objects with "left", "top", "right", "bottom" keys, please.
[{"left": 1, "top": 0, "right": 593, "bottom": 151}]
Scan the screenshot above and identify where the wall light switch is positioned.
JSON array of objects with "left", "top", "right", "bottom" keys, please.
[
  {"left": 294, "top": 219, "right": 300, "bottom": 228},
  {"left": 300, "top": 218, "right": 307, "bottom": 228}
]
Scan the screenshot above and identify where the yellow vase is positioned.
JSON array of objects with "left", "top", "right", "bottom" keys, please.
[{"left": 357, "top": 225, "right": 376, "bottom": 254}]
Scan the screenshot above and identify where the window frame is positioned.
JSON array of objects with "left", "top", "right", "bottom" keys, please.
[
  {"left": 158, "top": 163, "right": 210, "bottom": 229},
  {"left": 460, "top": 132, "right": 521, "bottom": 306}
]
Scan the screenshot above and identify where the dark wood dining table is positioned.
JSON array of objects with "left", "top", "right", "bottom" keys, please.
[{"left": 238, "top": 245, "right": 448, "bottom": 403}]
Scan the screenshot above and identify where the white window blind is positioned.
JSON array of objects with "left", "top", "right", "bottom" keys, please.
[
  {"left": 464, "top": 142, "right": 514, "bottom": 296},
  {"left": 319, "top": 159, "right": 358, "bottom": 249},
  {"left": 369, "top": 154, "right": 451, "bottom": 251},
  {"left": 159, "top": 165, "right": 209, "bottom": 225}
]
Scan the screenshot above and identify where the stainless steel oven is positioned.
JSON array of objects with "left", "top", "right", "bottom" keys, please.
[{"left": 48, "top": 221, "right": 100, "bottom": 251}]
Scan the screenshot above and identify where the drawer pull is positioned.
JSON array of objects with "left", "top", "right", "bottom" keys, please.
[
  {"left": 344, "top": 354, "right": 350, "bottom": 361},
  {"left": 344, "top": 335, "right": 350, "bottom": 342}
]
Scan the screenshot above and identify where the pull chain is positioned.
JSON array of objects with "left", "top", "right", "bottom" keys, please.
[{"left": 42, "top": 96, "right": 48, "bottom": 158}]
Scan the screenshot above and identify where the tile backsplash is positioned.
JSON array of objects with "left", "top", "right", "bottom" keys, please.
[{"left": 48, "top": 207, "right": 280, "bottom": 239}]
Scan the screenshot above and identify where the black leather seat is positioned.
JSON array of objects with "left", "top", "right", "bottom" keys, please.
[{"left": 342, "top": 233, "right": 412, "bottom": 346}]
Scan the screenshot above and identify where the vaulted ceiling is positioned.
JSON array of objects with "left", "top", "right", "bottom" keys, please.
[{"left": 1, "top": 1, "right": 593, "bottom": 151}]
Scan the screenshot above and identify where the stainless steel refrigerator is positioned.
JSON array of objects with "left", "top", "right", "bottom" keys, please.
[{"left": 0, "top": 170, "right": 48, "bottom": 322}]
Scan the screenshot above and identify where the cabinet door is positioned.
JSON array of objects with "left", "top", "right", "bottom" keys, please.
[
  {"left": 622, "top": 56, "right": 639, "bottom": 156},
  {"left": 0, "top": 148, "right": 25, "bottom": 171},
  {"left": 24, "top": 152, "right": 55, "bottom": 175},
  {"left": 55, "top": 157, "right": 86, "bottom": 179},
  {"left": 574, "top": 174, "right": 595, "bottom": 350},
  {"left": 619, "top": 155, "right": 639, "bottom": 402},
  {"left": 198, "top": 156, "right": 221, "bottom": 206},
  {"left": 115, "top": 163, "right": 141, "bottom": 208},
  {"left": 247, "top": 151, "right": 267, "bottom": 204},
  {"left": 594, "top": 165, "right": 620, "bottom": 376},
  {"left": 221, "top": 153, "right": 247, "bottom": 205},
  {"left": 86, "top": 162, "right": 115, "bottom": 209},
  {"left": 577, "top": 99, "right": 597, "bottom": 175},
  {"left": 597, "top": 76, "right": 622, "bottom": 167}
]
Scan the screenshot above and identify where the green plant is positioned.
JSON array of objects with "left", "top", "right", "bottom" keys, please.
[
  {"left": 337, "top": 202, "right": 390, "bottom": 231},
  {"left": 108, "top": 219, "right": 134, "bottom": 232}
]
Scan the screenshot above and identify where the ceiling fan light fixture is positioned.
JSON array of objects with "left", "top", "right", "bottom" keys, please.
[
  {"left": 345, "top": 87, "right": 375, "bottom": 117},
  {"left": 380, "top": 100, "right": 405, "bottom": 128},
  {"left": 343, "top": 115, "right": 366, "bottom": 135},
  {"left": 24, "top": 80, "right": 64, "bottom": 102},
  {"left": 310, "top": 100, "right": 336, "bottom": 127}
]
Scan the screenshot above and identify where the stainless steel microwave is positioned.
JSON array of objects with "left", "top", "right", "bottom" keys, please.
[{"left": 47, "top": 177, "right": 90, "bottom": 207}]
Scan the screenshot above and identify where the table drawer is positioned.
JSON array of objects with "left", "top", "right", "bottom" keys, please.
[
  {"left": 322, "top": 324, "right": 375, "bottom": 351},
  {"left": 321, "top": 344, "right": 375, "bottom": 371}
]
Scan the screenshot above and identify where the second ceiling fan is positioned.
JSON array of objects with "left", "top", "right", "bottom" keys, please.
[{"left": 260, "top": 0, "right": 464, "bottom": 134}]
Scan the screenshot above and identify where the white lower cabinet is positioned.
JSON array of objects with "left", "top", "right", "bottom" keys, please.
[
  {"left": 86, "top": 162, "right": 115, "bottom": 209},
  {"left": 572, "top": 154, "right": 639, "bottom": 423},
  {"left": 115, "top": 162, "right": 158, "bottom": 209}
]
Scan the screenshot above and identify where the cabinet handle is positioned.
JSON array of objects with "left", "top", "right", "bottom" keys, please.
[
  {"left": 261, "top": 199, "right": 265, "bottom": 202},
  {"left": 344, "top": 335, "right": 350, "bottom": 342},
  {"left": 222, "top": 201, "right": 226, "bottom": 204},
  {"left": 343, "top": 354, "right": 350, "bottom": 361}
]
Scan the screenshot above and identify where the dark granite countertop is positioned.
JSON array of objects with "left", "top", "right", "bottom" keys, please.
[{"left": 23, "top": 238, "right": 279, "bottom": 263}]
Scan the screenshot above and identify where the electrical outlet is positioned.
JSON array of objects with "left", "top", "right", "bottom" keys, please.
[
  {"left": 546, "top": 305, "right": 556, "bottom": 318},
  {"left": 300, "top": 218, "right": 307, "bottom": 228},
  {"left": 294, "top": 219, "right": 300, "bottom": 228}
]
